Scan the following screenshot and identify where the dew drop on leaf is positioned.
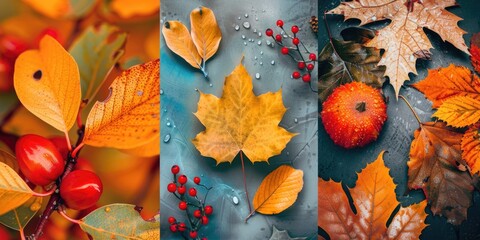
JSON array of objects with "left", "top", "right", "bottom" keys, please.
[{"left": 163, "top": 134, "right": 171, "bottom": 143}]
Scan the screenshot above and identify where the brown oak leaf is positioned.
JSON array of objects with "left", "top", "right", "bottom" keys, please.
[{"left": 461, "top": 124, "right": 480, "bottom": 174}]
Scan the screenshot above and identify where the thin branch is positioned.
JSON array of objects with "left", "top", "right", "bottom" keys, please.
[
  {"left": 399, "top": 95, "right": 422, "bottom": 125},
  {"left": 240, "top": 151, "right": 252, "bottom": 213}
]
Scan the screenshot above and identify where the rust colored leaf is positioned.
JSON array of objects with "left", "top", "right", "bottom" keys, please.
[
  {"left": 461, "top": 124, "right": 480, "bottom": 174},
  {"left": 470, "top": 33, "right": 480, "bottom": 74}
]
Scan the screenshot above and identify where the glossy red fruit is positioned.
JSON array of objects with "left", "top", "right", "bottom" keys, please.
[
  {"left": 189, "top": 187, "right": 197, "bottom": 197},
  {"left": 16, "top": 134, "right": 65, "bottom": 186},
  {"left": 204, "top": 205, "right": 213, "bottom": 215},
  {"left": 292, "top": 37, "right": 300, "bottom": 45},
  {"left": 193, "top": 176, "right": 201, "bottom": 184},
  {"left": 60, "top": 170, "right": 103, "bottom": 210},
  {"left": 194, "top": 209, "right": 202, "bottom": 218},
  {"left": 190, "top": 231, "right": 198, "bottom": 239},
  {"left": 321, "top": 82, "right": 387, "bottom": 148},
  {"left": 275, "top": 34, "right": 282, "bottom": 42},
  {"left": 74, "top": 157, "right": 94, "bottom": 172},
  {"left": 171, "top": 165, "right": 180, "bottom": 174},
  {"left": 302, "top": 74, "right": 311, "bottom": 82},
  {"left": 307, "top": 63, "right": 314, "bottom": 71},
  {"left": 291, "top": 25, "right": 299, "bottom": 34},
  {"left": 309, "top": 53, "right": 316, "bottom": 61},
  {"left": 276, "top": 19, "right": 284, "bottom": 27},
  {"left": 168, "top": 216, "right": 176, "bottom": 224},
  {"left": 179, "top": 201, "right": 187, "bottom": 210},
  {"left": 281, "top": 47, "right": 289, "bottom": 55},
  {"left": 167, "top": 183, "right": 177, "bottom": 193},
  {"left": 48, "top": 136, "right": 69, "bottom": 160},
  {"left": 177, "top": 185, "right": 186, "bottom": 195},
  {"left": 201, "top": 238, "right": 208, "bottom": 240},
  {"left": 202, "top": 216, "right": 209, "bottom": 225},
  {"left": 297, "top": 61, "right": 306, "bottom": 69},
  {"left": 0, "top": 226, "right": 10, "bottom": 240},
  {"left": 292, "top": 71, "right": 301, "bottom": 79},
  {"left": 0, "top": 58, "right": 13, "bottom": 92},
  {"left": 177, "top": 222, "right": 187, "bottom": 231},
  {"left": 265, "top": 28, "right": 273, "bottom": 37},
  {"left": 169, "top": 224, "right": 177, "bottom": 232},
  {"left": 178, "top": 175, "right": 187, "bottom": 185},
  {"left": 0, "top": 35, "right": 28, "bottom": 60}
]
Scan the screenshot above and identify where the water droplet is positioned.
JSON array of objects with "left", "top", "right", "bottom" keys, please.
[
  {"left": 163, "top": 134, "right": 171, "bottom": 143},
  {"left": 255, "top": 73, "right": 260, "bottom": 79},
  {"left": 255, "top": 17, "right": 258, "bottom": 21},
  {"left": 244, "top": 42, "right": 247, "bottom": 46},
  {"left": 136, "top": 90, "right": 143, "bottom": 96},
  {"left": 160, "top": 89, "right": 164, "bottom": 95},
  {"left": 243, "top": 22, "right": 250, "bottom": 29},
  {"left": 271, "top": 60, "right": 275, "bottom": 65},
  {"left": 286, "top": 151, "right": 290, "bottom": 156},
  {"left": 254, "top": 56, "right": 258, "bottom": 60},
  {"left": 371, "top": 16, "right": 377, "bottom": 21},
  {"left": 257, "top": 40, "right": 262, "bottom": 45},
  {"left": 266, "top": 40, "right": 272, "bottom": 46},
  {"left": 209, "top": 83, "right": 213, "bottom": 87},
  {"left": 294, "top": 118, "right": 298, "bottom": 123},
  {"left": 260, "top": 51, "right": 263, "bottom": 55},
  {"left": 258, "top": 32, "right": 262, "bottom": 37},
  {"left": 244, "top": 13, "right": 249, "bottom": 18},
  {"left": 166, "top": 122, "right": 171, "bottom": 127},
  {"left": 242, "top": 35, "right": 246, "bottom": 39},
  {"left": 235, "top": 25, "right": 240, "bottom": 31},
  {"left": 195, "top": 88, "right": 198, "bottom": 92},
  {"left": 233, "top": 196, "right": 239, "bottom": 205},
  {"left": 105, "top": 207, "right": 111, "bottom": 212},
  {"left": 253, "top": 29, "right": 257, "bottom": 33},
  {"left": 238, "top": 16, "right": 241, "bottom": 20},
  {"left": 260, "top": 62, "right": 263, "bottom": 65}
]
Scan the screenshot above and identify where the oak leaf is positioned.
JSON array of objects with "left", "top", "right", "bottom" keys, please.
[
  {"left": 329, "top": 0, "right": 469, "bottom": 98},
  {"left": 470, "top": 33, "right": 480, "bottom": 74},
  {"left": 461, "top": 124, "right": 480, "bottom": 174},
  {"left": 192, "top": 62, "right": 297, "bottom": 164},
  {"left": 318, "top": 152, "right": 428, "bottom": 239},
  {"left": 433, "top": 96, "right": 480, "bottom": 128},
  {"left": 252, "top": 165, "right": 303, "bottom": 215},
  {"left": 408, "top": 122, "right": 476, "bottom": 225},
  {"left": 413, "top": 65, "right": 480, "bottom": 108}
]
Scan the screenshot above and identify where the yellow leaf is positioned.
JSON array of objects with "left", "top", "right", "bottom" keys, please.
[
  {"left": 0, "top": 162, "right": 34, "bottom": 216},
  {"left": 14, "top": 35, "right": 81, "bottom": 133},
  {"left": 110, "top": 0, "right": 160, "bottom": 18},
  {"left": 433, "top": 96, "right": 480, "bottom": 128},
  {"left": 22, "top": 0, "right": 68, "bottom": 19},
  {"left": 145, "top": 25, "right": 160, "bottom": 60},
  {"left": 461, "top": 124, "right": 480, "bottom": 174},
  {"left": 0, "top": 149, "right": 18, "bottom": 173},
  {"left": 252, "top": 165, "right": 303, "bottom": 214},
  {"left": 190, "top": 6, "right": 222, "bottom": 61},
  {"left": 84, "top": 59, "right": 160, "bottom": 149},
  {"left": 192, "top": 62, "right": 297, "bottom": 164},
  {"left": 121, "top": 136, "right": 160, "bottom": 157},
  {"left": 162, "top": 21, "right": 202, "bottom": 69}
]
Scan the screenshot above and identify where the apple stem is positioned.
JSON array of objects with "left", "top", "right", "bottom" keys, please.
[
  {"left": 399, "top": 95, "right": 422, "bottom": 125},
  {"left": 240, "top": 151, "right": 252, "bottom": 214},
  {"left": 355, "top": 101, "right": 366, "bottom": 112}
]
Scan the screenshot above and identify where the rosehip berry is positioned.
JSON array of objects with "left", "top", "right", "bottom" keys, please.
[
  {"left": 276, "top": 19, "right": 284, "bottom": 27},
  {"left": 169, "top": 224, "right": 177, "bottom": 232},
  {"left": 291, "top": 25, "right": 299, "bottom": 34},
  {"left": 292, "top": 71, "right": 301, "bottom": 79},
  {"left": 0, "top": 58, "right": 13, "bottom": 92},
  {"left": 307, "top": 63, "right": 314, "bottom": 71},
  {"left": 74, "top": 157, "right": 94, "bottom": 172},
  {"left": 168, "top": 216, "right": 176, "bottom": 224},
  {"left": 48, "top": 136, "right": 70, "bottom": 160},
  {"left": 0, "top": 35, "right": 28, "bottom": 60},
  {"left": 281, "top": 47, "right": 289, "bottom": 55},
  {"left": 171, "top": 165, "right": 180, "bottom": 174},
  {"left": 177, "top": 185, "right": 186, "bottom": 195},
  {"left": 59, "top": 170, "right": 103, "bottom": 210},
  {"left": 189, "top": 187, "right": 197, "bottom": 197},
  {"left": 179, "top": 201, "right": 187, "bottom": 210},
  {"left": 194, "top": 209, "right": 202, "bottom": 218},
  {"left": 190, "top": 231, "right": 198, "bottom": 239},
  {"left": 297, "top": 61, "right": 306, "bottom": 69},
  {"left": 302, "top": 73, "right": 311, "bottom": 82},
  {"left": 177, "top": 222, "right": 187, "bottom": 231},
  {"left": 193, "top": 176, "right": 201, "bottom": 184},
  {"left": 202, "top": 216, "right": 209, "bottom": 225},
  {"left": 201, "top": 238, "right": 208, "bottom": 240},
  {"left": 292, "top": 37, "right": 300, "bottom": 45},
  {"left": 204, "top": 205, "right": 213, "bottom": 215},
  {"left": 16, "top": 134, "right": 65, "bottom": 186},
  {"left": 265, "top": 28, "right": 273, "bottom": 37},
  {"left": 275, "top": 34, "right": 282, "bottom": 42},
  {"left": 309, "top": 53, "right": 317, "bottom": 61},
  {"left": 167, "top": 183, "right": 177, "bottom": 193},
  {"left": 178, "top": 175, "right": 187, "bottom": 185}
]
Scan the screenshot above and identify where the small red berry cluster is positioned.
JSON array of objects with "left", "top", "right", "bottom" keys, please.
[
  {"left": 167, "top": 165, "right": 212, "bottom": 240},
  {"left": 265, "top": 20, "right": 317, "bottom": 85}
]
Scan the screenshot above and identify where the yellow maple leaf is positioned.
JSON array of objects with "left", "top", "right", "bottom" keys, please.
[
  {"left": 192, "top": 62, "right": 297, "bottom": 164},
  {"left": 433, "top": 96, "right": 480, "bottom": 128}
]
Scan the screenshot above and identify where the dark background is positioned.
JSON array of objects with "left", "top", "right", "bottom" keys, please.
[{"left": 318, "top": 0, "right": 480, "bottom": 239}]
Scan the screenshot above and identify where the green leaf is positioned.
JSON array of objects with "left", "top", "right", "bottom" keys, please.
[
  {"left": 67, "top": 0, "right": 97, "bottom": 18},
  {"left": 0, "top": 193, "right": 42, "bottom": 231},
  {"left": 69, "top": 23, "right": 127, "bottom": 101},
  {"left": 79, "top": 204, "right": 159, "bottom": 240},
  {"left": 318, "top": 29, "right": 385, "bottom": 102}
]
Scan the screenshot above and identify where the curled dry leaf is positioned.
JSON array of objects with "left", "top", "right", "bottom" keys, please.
[
  {"left": 413, "top": 65, "right": 480, "bottom": 108},
  {"left": 461, "top": 124, "right": 480, "bottom": 174},
  {"left": 0, "top": 161, "right": 33, "bottom": 215},
  {"left": 329, "top": 0, "right": 469, "bottom": 98},
  {"left": 252, "top": 165, "right": 303, "bottom": 215},
  {"left": 433, "top": 96, "right": 480, "bottom": 128},
  {"left": 192, "top": 62, "right": 297, "bottom": 164},
  {"left": 318, "top": 152, "right": 428, "bottom": 239},
  {"left": 408, "top": 122, "right": 476, "bottom": 225},
  {"left": 110, "top": 0, "right": 160, "bottom": 18},
  {"left": 84, "top": 59, "right": 159, "bottom": 149},
  {"left": 470, "top": 33, "right": 480, "bottom": 74},
  {"left": 14, "top": 35, "right": 81, "bottom": 133}
]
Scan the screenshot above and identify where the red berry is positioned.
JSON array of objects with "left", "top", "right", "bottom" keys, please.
[
  {"left": 178, "top": 175, "right": 187, "bottom": 185},
  {"left": 193, "top": 176, "right": 201, "bottom": 184},
  {"left": 36, "top": 28, "right": 61, "bottom": 48},
  {"left": 16, "top": 134, "right": 65, "bottom": 186},
  {"left": 201, "top": 238, "right": 208, "bottom": 240},
  {"left": 48, "top": 136, "right": 69, "bottom": 160},
  {"left": 179, "top": 201, "right": 187, "bottom": 210},
  {"left": 168, "top": 216, "right": 176, "bottom": 224},
  {"left": 265, "top": 28, "right": 273, "bottom": 37},
  {"left": 275, "top": 34, "right": 282, "bottom": 42},
  {"left": 0, "top": 226, "right": 10, "bottom": 240},
  {"left": 177, "top": 185, "right": 186, "bottom": 195},
  {"left": 169, "top": 224, "right": 177, "bottom": 232},
  {"left": 74, "top": 157, "right": 94, "bottom": 172},
  {"left": 321, "top": 82, "right": 387, "bottom": 149},
  {"left": 202, "top": 216, "right": 209, "bottom": 225},
  {"left": 0, "top": 35, "right": 28, "bottom": 60},
  {"left": 190, "top": 231, "right": 198, "bottom": 239},
  {"left": 302, "top": 74, "right": 311, "bottom": 82},
  {"left": 204, "top": 205, "right": 213, "bottom": 215},
  {"left": 281, "top": 47, "right": 289, "bottom": 55},
  {"left": 276, "top": 19, "right": 284, "bottom": 27},
  {"left": 167, "top": 183, "right": 177, "bottom": 193},
  {"left": 291, "top": 25, "right": 299, "bottom": 34},
  {"left": 307, "top": 63, "right": 314, "bottom": 71},
  {"left": 60, "top": 170, "right": 103, "bottom": 210},
  {"left": 177, "top": 222, "right": 187, "bottom": 231},
  {"left": 292, "top": 37, "right": 300, "bottom": 45},
  {"left": 189, "top": 187, "right": 197, "bottom": 197},
  {"left": 297, "top": 61, "right": 306, "bottom": 69},
  {"left": 171, "top": 165, "right": 180, "bottom": 174},
  {"left": 0, "top": 58, "right": 13, "bottom": 92},
  {"left": 292, "top": 71, "right": 301, "bottom": 79},
  {"left": 309, "top": 53, "right": 316, "bottom": 61},
  {"left": 194, "top": 209, "right": 202, "bottom": 218}
]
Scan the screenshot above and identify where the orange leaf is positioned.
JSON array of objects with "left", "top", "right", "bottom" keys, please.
[
  {"left": 192, "top": 62, "right": 297, "bottom": 164},
  {"left": 23, "top": 0, "right": 96, "bottom": 19},
  {"left": 461, "top": 124, "right": 480, "bottom": 174},
  {"left": 121, "top": 136, "right": 160, "bottom": 157},
  {"left": 83, "top": 59, "right": 159, "bottom": 149},
  {"left": 252, "top": 165, "right": 303, "bottom": 215},
  {"left": 470, "top": 33, "right": 480, "bottom": 74},
  {"left": 162, "top": 21, "right": 202, "bottom": 69},
  {"left": 0, "top": 161, "right": 34, "bottom": 215},
  {"left": 413, "top": 65, "right": 480, "bottom": 108},
  {"left": 190, "top": 6, "right": 222, "bottom": 62},
  {"left": 14, "top": 35, "right": 81, "bottom": 133},
  {"left": 318, "top": 152, "right": 428, "bottom": 239},
  {"left": 433, "top": 96, "right": 480, "bottom": 128},
  {"left": 110, "top": 0, "right": 160, "bottom": 18}
]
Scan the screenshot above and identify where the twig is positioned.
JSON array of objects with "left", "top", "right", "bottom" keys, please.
[
  {"left": 239, "top": 151, "right": 252, "bottom": 214},
  {"left": 399, "top": 95, "right": 422, "bottom": 125}
]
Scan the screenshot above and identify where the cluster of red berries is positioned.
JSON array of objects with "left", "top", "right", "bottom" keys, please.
[
  {"left": 15, "top": 134, "right": 102, "bottom": 210},
  {"left": 167, "top": 165, "right": 212, "bottom": 240},
  {"left": 265, "top": 20, "right": 317, "bottom": 83}
]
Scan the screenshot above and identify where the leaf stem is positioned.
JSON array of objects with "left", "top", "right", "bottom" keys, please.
[
  {"left": 71, "top": 142, "right": 85, "bottom": 158},
  {"left": 58, "top": 208, "right": 82, "bottom": 225},
  {"left": 240, "top": 151, "right": 252, "bottom": 213},
  {"left": 244, "top": 210, "right": 255, "bottom": 223},
  {"left": 399, "top": 95, "right": 422, "bottom": 125},
  {"left": 32, "top": 186, "right": 56, "bottom": 197},
  {"left": 13, "top": 209, "right": 25, "bottom": 240},
  {"left": 64, "top": 131, "right": 72, "bottom": 151}
]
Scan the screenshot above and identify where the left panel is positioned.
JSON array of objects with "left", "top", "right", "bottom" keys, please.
[{"left": 0, "top": 1, "right": 160, "bottom": 239}]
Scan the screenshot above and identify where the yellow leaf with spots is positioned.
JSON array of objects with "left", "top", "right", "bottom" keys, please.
[
  {"left": 190, "top": 6, "right": 222, "bottom": 62},
  {"left": 433, "top": 96, "right": 480, "bottom": 128},
  {"left": 0, "top": 161, "right": 34, "bottom": 215},
  {"left": 83, "top": 59, "right": 159, "bottom": 149},
  {"left": 14, "top": 35, "right": 81, "bottom": 133},
  {"left": 192, "top": 62, "right": 297, "bottom": 164}
]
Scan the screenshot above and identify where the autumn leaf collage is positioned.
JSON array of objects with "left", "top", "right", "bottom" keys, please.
[{"left": 0, "top": 0, "right": 479, "bottom": 239}]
